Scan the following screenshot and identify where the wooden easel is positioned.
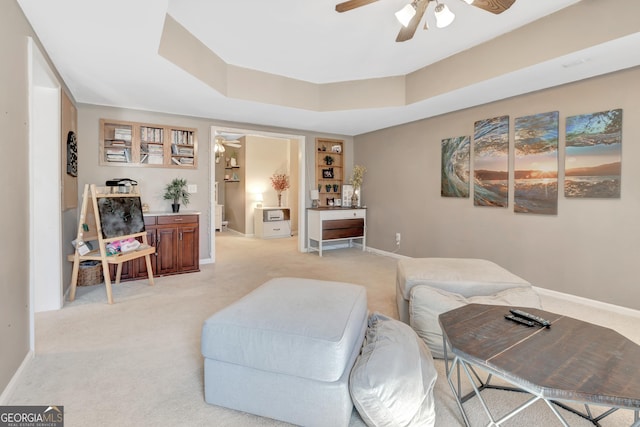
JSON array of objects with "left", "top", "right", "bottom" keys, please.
[{"left": 68, "top": 184, "right": 155, "bottom": 304}]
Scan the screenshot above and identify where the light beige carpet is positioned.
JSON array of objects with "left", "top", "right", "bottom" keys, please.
[{"left": 6, "top": 232, "right": 639, "bottom": 426}]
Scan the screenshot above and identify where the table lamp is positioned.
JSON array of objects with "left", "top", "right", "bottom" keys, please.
[{"left": 310, "top": 189, "right": 320, "bottom": 208}]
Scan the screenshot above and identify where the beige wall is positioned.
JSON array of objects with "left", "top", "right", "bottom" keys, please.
[
  {"left": 355, "top": 66, "right": 640, "bottom": 311},
  {"left": 78, "top": 104, "right": 354, "bottom": 258},
  {"left": 0, "top": 0, "right": 32, "bottom": 394}
]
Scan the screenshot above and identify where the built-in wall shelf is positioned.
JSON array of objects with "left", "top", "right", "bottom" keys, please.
[{"left": 99, "top": 118, "right": 198, "bottom": 169}]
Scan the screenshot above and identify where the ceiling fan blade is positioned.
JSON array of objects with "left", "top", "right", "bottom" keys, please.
[
  {"left": 396, "top": 0, "right": 430, "bottom": 42},
  {"left": 335, "top": 0, "right": 378, "bottom": 13},
  {"left": 470, "top": 0, "right": 516, "bottom": 14}
]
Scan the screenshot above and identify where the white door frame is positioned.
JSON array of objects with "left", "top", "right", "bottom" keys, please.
[
  {"left": 28, "top": 38, "right": 63, "bottom": 348},
  {"left": 209, "top": 126, "right": 306, "bottom": 260}
]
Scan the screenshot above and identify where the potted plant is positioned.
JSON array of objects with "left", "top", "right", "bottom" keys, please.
[
  {"left": 163, "top": 178, "right": 190, "bottom": 212},
  {"left": 323, "top": 155, "right": 334, "bottom": 165}
]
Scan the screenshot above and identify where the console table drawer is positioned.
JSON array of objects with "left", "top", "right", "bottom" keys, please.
[
  {"left": 322, "top": 219, "right": 364, "bottom": 240},
  {"left": 320, "top": 209, "right": 366, "bottom": 220}
]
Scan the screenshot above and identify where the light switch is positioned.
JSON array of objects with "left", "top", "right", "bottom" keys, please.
[{"left": 188, "top": 184, "right": 197, "bottom": 193}]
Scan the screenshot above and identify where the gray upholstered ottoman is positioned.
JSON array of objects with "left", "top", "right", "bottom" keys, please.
[
  {"left": 201, "top": 277, "right": 368, "bottom": 427},
  {"left": 396, "top": 258, "right": 531, "bottom": 323}
]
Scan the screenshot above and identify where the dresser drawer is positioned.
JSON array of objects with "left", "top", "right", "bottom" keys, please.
[
  {"left": 143, "top": 215, "right": 157, "bottom": 226},
  {"left": 157, "top": 215, "right": 198, "bottom": 225}
]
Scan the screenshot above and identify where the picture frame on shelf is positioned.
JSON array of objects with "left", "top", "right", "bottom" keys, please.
[
  {"left": 322, "top": 168, "right": 334, "bottom": 179},
  {"left": 342, "top": 184, "right": 354, "bottom": 207}
]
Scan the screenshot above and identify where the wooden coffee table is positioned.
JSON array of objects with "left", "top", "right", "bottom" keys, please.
[{"left": 439, "top": 303, "right": 640, "bottom": 427}]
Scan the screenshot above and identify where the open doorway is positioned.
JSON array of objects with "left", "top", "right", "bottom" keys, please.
[{"left": 209, "top": 126, "right": 306, "bottom": 262}]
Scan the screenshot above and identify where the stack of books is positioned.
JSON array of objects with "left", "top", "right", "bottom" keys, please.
[{"left": 114, "top": 128, "right": 131, "bottom": 142}]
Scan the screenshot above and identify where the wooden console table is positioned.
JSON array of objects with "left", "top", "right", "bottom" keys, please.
[{"left": 307, "top": 207, "right": 366, "bottom": 256}]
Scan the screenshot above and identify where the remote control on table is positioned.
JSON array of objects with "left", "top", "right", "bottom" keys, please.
[
  {"left": 509, "top": 309, "right": 551, "bottom": 328},
  {"left": 504, "top": 314, "right": 535, "bottom": 327}
]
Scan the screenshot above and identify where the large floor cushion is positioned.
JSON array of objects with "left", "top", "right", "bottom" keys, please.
[
  {"left": 396, "top": 258, "right": 531, "bottom": 323},
  {"left": 350, "top": 313, "right": 437, "bottom": 427},
  {"left": 201, "top": 277, "right": 368, "bottom": 427}
]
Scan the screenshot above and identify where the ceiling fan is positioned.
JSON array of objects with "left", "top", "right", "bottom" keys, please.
[{"left": 335, "top": 0, "right": 516, "bottom": 42}]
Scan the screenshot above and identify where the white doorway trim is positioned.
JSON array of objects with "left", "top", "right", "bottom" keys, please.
[
  {"left": 209, "top": 126, "right": 306, "bottom": 260},
  {"left": 28, "top": 38, "right": 63, "bottom": 349}
]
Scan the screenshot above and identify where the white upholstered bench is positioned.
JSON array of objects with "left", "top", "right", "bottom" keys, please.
[
  {"left": 201, "top": 277, "right": 368, "bottom": 427},
  {"left": 396, "top": 258, "right": 532, "bottom": 323}
]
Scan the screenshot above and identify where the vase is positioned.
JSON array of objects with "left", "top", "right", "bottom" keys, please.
[
  {"left": 277, "top": 193, "right": 282, "bottom": 207},
  {"left": 351, "top": 189, "right": 359, "bottom": 208},
  {"left": 172, "top": 203, "right": 180, "bottom": 213}
]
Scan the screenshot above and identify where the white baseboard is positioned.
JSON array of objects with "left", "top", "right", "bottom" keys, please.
[
  {"left": 0, "top": 350, "right": 34, "bottom": 405},
  {"left": 365, "top": 246, "right": 411, "bottom": 260},
  {"left": 199, "top": 258, "right": 213, "bottom": 265},
  {"left": 533, "top": 286, "right": 640, "bottom": 319}
]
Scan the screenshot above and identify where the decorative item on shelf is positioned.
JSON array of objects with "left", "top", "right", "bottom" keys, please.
[
  {"left": 349, "top": 164, "right": 367, "bottom": 208},
  {"left": 318, "top": 184, "right": 322, "bottom": 192},
  {"left": 327, "top": 197, "right": 335, "bottom": 206},
  {"left": 331, "top": 145, "right": 342, "bottom": 153},
  {"left": 324, "top": 155, "right": 334, "bottom": 165},
  {"left": 310, "top": 189, "right": 320, "bottom": 208},
  {"left": 230, "top": 150, "right": 238, "bottom": 167},
  {"left": 325, "top": 184, "right": 332, "bottom": 192},
  {"left": 163, "top": 177, "right": 190, "bottom": 213},
  {"left": 333, "top": 184, "right": 339, "bottom": 192},
  {"left": 322, "top": 168, "right": 334, "bottom": 179},
  {"left": 270, "top": 173, "right": 290, "bottom": 207}
]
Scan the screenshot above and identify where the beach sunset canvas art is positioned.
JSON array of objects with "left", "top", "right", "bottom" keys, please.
[
  {"left": 565, "top": 109, "right": 622, "bottom": 198},
  {"left": 514, "top": 111, "right": 559, "bottom": 215},
  {"left": 441, "top": 136, "right": 470, "bottom": 198},
  {"left": 473, "top": 116, "right": 509, "bottom": 207}
]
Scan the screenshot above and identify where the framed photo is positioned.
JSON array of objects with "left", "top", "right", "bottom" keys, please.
[
  {"left": 334, "top": 198, "right": 342, "bottom": 207},
  {"left": 342, "top": 184, "right": 355, "bottom": 207},
  {"left": 322, "top": 168, "right": 334, "bottom": 179}
]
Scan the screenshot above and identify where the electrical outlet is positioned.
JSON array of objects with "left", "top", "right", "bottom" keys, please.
[
  {"left": 395, "top": 232, "right": 401, "bottom": 246},
  {"left": 187, "top": 184, "right": 197, "bottom": 193}
]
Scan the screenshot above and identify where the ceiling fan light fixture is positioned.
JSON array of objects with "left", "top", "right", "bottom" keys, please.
[
  {"left": 435, "top": 3, "right": 455, "bottom": 28},
  {"left": 395, "top": 2, "right": 417, "bottom": 27},
  {"left": 463, "top": 0, "right": 474, "bottom": 4},
  {"left": 214, "top": 142, "right": 225, "bottom": 153}
]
